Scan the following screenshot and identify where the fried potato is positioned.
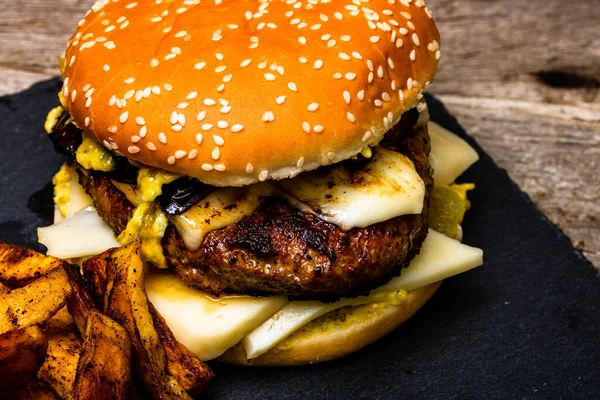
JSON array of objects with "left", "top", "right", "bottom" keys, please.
[
  {"left": 64, "top": 264, "right": 97, "bottom": 336},
  {"left": 46, "top": 307, "right": 76, "bottom": 332},
  {"left": 150, "top": 305, "right": 214, "bottom": 395},
  {"left": 0, "top": 282, "right": 8, "bottom": 295},
  {"left": 0, "top": 266, "right": 72, "bottom": 335},
  {"left": 0, "top": 242, "right": 64, "bottom": 287},
  {"left": 0, "top": 326, "right": 48, "bottom": 395},
  {"left": 81, "top": 249, "right": 112, "bottom": 307},
  {"left": 22, "top": 379, "right": 60, "bottom": 400},
  {"left": 37, "top": 328, "right": 81, "bottom": 400},
  {"left": 73, "top": 311, "right": 131, "bottom": 400},
  {"left": 104, "top": 242, "right": 191, "bottom": 399}
]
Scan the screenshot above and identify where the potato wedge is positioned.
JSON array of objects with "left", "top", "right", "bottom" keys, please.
[
  {"left": 0, "top": 242, "right": 64, "bottom": 287},
  {"left": 0, "top": 326, "right": 48, "bottom": 395},
  {"left": 73, "top": 310, "right": 131, "bottom": 400},
  {"left": 0, "top": 282, "right": 8, "bottom": 295},
  {"left": 104, "top": 242, "right": 191, "bottom": 399},
  {"left": 81, "top": 248, "right": 113, "bottom": 307},
  {"left": 0, "top": 266, "right": 72, "bottom": 335},
  {"left": 23, "top": 379, "right": 60, "bottom": 400},
  {"left": 46, "top": 306, "right": 76, "bottom": 332},
  {"left": 37, "top": 328, "right": 81, "bottom": 400},
  {"left": 150, "top": 305, "right": 214, "bottom": 395},
  {"left": 64, "top": 264, "right": 97, "bottom": 336}
]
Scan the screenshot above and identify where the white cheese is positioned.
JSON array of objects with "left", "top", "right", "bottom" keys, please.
[
  {"left": 242, "top": 229, "right": 483, "bottom": 359},
  {"left": 428, "top": 121, "right": 479, "bottom": 186},
  {"left": 278, "top": 147, "right": 425, "bottom": 229},
  {"left": 38, "top": 207, "right": 120, "bottom": 258},
  {"left": 171, "top": 183, "right": 273, "bottom": 251},
  {"left": 66, "top": 169, "right": 94, "bottom": 218},
  {"left": 145, "top": 271, "right": 287, "bottom": 360}
]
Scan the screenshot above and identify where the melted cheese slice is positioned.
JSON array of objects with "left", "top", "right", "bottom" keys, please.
[
  {"left": 145, "top": 271, "right": 287, "bottom": 360},
  {"left": 428, "top": 122, "right": 480, "bottom": 186},
  {"left": 171, "top": 184, "right": 273, "bottom": 251},
  {"left": 242, "top": 229, "right": 483, "bottom": 359},
  {"left": 38, "top": 207, "right": 121, "bottom": 259},
  {"left": 279, "top": 147, "right": 425, "bottom": 229}
]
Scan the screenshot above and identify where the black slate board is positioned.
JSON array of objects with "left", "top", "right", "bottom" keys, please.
[{"left": 1, "top": 79, "right": 599, "bottom": 399}]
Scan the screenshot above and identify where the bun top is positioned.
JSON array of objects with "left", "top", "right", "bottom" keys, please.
[{"left": 62, "top": 0, "right": 440, "bottom": 186}]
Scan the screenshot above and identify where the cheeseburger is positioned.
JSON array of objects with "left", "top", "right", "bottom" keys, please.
[{"left": 40, "top": 0, "right": 483, "bottom": 365}]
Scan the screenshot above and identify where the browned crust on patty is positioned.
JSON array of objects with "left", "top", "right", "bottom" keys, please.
[{"left": 79, "top": 123, "right": 432, "bottom": 301}]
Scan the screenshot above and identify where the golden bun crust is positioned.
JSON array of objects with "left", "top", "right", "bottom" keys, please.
[
  {"left": 217, "top": 281, "right": 440, "bottom": 366},
  {"left": 62, "top": 0, "right": 440, "bottom": 186}
]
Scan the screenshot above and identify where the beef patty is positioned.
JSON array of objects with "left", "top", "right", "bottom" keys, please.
[{"left": 79, "top": 122, "right": 433, "bottom": 301}]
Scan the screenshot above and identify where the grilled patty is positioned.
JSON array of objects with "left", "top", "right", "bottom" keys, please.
[{"left": 79, "top": 122, "right": 432, "bottom": 300}]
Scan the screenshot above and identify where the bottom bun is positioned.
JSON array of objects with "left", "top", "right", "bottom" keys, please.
[{"left": 216, "top": 281, "right": 441, "bottom": 366}]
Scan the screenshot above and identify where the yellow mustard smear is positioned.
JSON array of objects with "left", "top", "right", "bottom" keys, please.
[
  {"left": 117, "top": 167, "right": 178, "bottom": 269},
  {"left": 45, "top": 106, "right": 64, "bottom": 134},
  {"left": 76, "top": 133, "right": 116, "bottom": 172},
  {"left": 52, "top": 162, "right": 72, "bottom": 218}
]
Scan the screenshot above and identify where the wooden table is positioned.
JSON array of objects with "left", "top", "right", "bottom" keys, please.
[{"left": 1, "top": 0, "right": 598, "bottom": 268}]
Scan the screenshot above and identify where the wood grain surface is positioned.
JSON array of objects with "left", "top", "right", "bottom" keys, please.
[{"left": 0, "top": 0, "right": 598, "bottom": 268}]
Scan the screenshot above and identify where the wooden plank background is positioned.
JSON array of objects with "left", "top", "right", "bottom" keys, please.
[{"left": 0, "top": 0, "right": 598, "bottom": 268}]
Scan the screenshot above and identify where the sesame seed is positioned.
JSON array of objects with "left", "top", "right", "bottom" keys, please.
[
  {"left": 178, "top": 114, "right": 186, "bottom": 125},
  {"left": 135, "top": 117, "right": 146, "bottom": 125},
  {"left": 258, "top": 170, "right": 268, "bottom": 181},
  {"left": 307, "top": 103, "right": 319, "bottom": 111},
  {"left": 377, "top": 66, "right": 384, "bottom": 78},
  {"left": 171, "top": 124, "right": 183, "bottom": 132},
  {"left": 362, "top": 131, "right": 372, "bottom": 142},
  {"left": 188, "top": 149, "right": 197, "bottom": 159},
  {"left": 175, "top": 150, "right": 187, "bottom": 159},
  {"left": 298, "top": 56, "right": 308, "bottom": 64},
  {"left": 140, "top": 126, "right": 148, "bottom": 137},
  {"left": 407, "top": 78, "right": 413, "bottom": 90},
  {"left": 412, "top": 33, "right": 420, "bottom": 46},
  {"left": 374, "top": 99, "right": 382, "bottom": 107},
  {"left": 214, "top": 164, "right": 226, "bottom": 172},
  {"left": 327, "top": 152, "right": 336, "bottom": 161},
  {"left": 178, "top": 102, "right": 189, "bottom": 109},
  {"left": 128, "top": 146, "right": 140, "bottom": 154},
  {"left": 345, "top": 72, "right": 356, "bottom": 80},
  {"left": 246, "top": 163, "right": 254, "bottom": 173},
  {"left": 194, "top": 61, "right": 206, "bottom": 70},
  {"left": 276, "top": 95, "right": 286, "bottom": 104},
  {"left": 108, "top": 126, "right": 117, "bottom": 134},
  {"left": 382, "top": 92, "right": 391, "bottom": 101},
  {"left": 85, "top": 98, "right": 92, "bottom": 108},
  {"left": 358, "top": 90, "right": 365, "bottom": 100},
  {"left": 168, "top": 156, "right": 175, "bottom": 165},
  {"left": 258, "top": 61, "right": 267, "bottom": 69},
  {"left": 215, "top": 65, "right": 227, "bottom": 73},
  {"left": 131, "top": 136, "right": 141, "bottom": 143},
  {"left": 164, "top": 83, "right": 173, "bottom": 91},
  {"left": 399, "top": 27, "right": 408, "bottom": 35},
  {"left": 343, "top": 91, "right": 351, "bottom": 104},
  {"left": 187, "top": 91, "right": 198, "bottom": 100},
  {"left": 302, "top": 122, "right": 310, "bottom": 133},
  {"left": 202, "top": 123, "right": 213, "bottom": 131},
  {"left": 170, "top": 111, "right": 178, "bottom": 125},
  {"left": 195, "top": 133, "right": 203, "bottom": 144},
  {"left": 216, "top": 53, "right": 224, "bottom": 61},
  {"left": 158, "top": 132, "right": 167, "bottom": 144},
  {"left": 220, "top": 106, "right": 231, "bottom": 113},
  {"left": 313, "top": 125, "right": 324, "bottom": 133},
  {"left": 211, "top": 147, "right": 220, "bottom": 160},
  {"left": 367, "top": 60, "right": 374, "bottom": 71},
  {"left": 213, "top": 135, "right": 225, "bottom": 146},
  {"left": 217, "top": 120, "right": 229, "bottom": 129},
  {"left": 264, "top": 73, "right": 276, "bottom": 81},
  {"left": 84, "top": 117, "right": 90, "bottom": 127},
  {"left": 103, "top": 64, "right": 110, "bottom": 71},
  {"left": 339, "top": 52, "right": 350, "bottom": 61},
  {"left": 333, "top": 72, "right": 342, "bottom": 79},
  {"left": 370, "top": 36, "right": 380, "bottom": 43},
  {"left": 240, "top": 59, "right": 252, "bottom": 67},
  {"left": 204, "top": 98, "right": 216, "bottom": 106},
  {"left": 202, "top": 164, "right": 213, "bottom": 171},
  {"left": 119, "top": 111, "right": 129, "bottom": 123},
  {"left": 288, "top": 82, "right": 298, "bottom": 91},
  {"left": 352, "top": 51, "right": 363, "bottom": 60},
  {"left": 347, "top": 112, "right": 356, "bottom": 123},
  {"left": 313, "top": 59, "right": 324, "bottom": 69},
  {"left": 297, "top": 157, "right": 305, "bottom": 168},
  {"left": 399, "top": 90, "right": 405, "bottom": 101}
]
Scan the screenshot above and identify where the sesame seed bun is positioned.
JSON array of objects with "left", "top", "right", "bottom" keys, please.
[
  {"left": 62, "top": 0, "right": 440, "bottom": 186},
  {"left": 217, "top": 282, "right": 440, "bottom": 366}
]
